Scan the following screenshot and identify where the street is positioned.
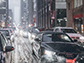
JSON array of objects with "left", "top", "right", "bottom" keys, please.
[{"left": 11, "top": 35, "right": 37, "bottom": 63}]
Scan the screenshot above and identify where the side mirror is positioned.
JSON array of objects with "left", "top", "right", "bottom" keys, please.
[
  {"left": 34, "top": 38, "right": 41, "bottom": 41},
  {"left": 6, "top": 33, "right": 9, "bottom": 36},
  {"left": 5, "top": 46, "right": 14, "bottom": 52}
]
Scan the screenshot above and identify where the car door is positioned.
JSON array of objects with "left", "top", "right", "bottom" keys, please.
[
  {"left": 33, "top": 34, "right": 42, "bottom": 58},
  {"left": 0, "top": 34, "right": 11, "bottom": 63}
]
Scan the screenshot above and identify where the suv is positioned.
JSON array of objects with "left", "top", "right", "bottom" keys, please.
[
  {"left": 53, "top": 27, "right": 84, "bottom": 43},
  {"left": 0, "top": 32, "right": 14, "bottom": 63}
]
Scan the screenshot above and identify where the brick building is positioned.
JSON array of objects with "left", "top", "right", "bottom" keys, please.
[{"left": 66, "top": 0, "right": 84, "bottom": 34}]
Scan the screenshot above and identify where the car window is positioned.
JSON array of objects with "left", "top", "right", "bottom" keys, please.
[
  {"left": 0, "top": 34, "right": 6, "bottom": 47},
  {"left": 61, "top": 29, "right": 77, "bottom": 33},
  {"left": 1, "top": 34, "right": 7, "bottom": 43},
  {"left": 43, "top": 33, "right": 72, "bottom": 42},
  {"left": 36, "top": 34, "right": 42, "bottom": 40},
  {"left": 55, "top": 28, "right": 59, "bottom": 31},
  {"left": 0, "top": 35, "right": 3, "bottom": 51},
  {"left": 0, "top": 30, "right": 10, "bottom": 36}
]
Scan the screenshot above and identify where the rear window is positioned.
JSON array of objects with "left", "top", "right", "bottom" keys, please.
[{"left": 61, "top": 29, "right": 77, "bottom": 33}]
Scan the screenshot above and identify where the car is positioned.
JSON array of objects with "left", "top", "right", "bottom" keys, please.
[
  {"left": 0, "top": 28, "right": 15, "bottom": 44},
  {"left": 32, "top": 31, "right": 84, "bottom": 63},
  {"left": 23, "top": 28, "right": 28, "bottom": 38},
  {"left": 0, "top": 32, "right": 14, "bottom": 63},
  {"left": 52, "top": 27, "right": 84, "bottom": 43},
  {"left": 28, "top": 27, "right": 46, "bottom": 43}
]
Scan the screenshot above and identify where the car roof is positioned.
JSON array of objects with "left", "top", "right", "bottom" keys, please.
[
  {"left": 40, "top": 31, "right": 64, "bottom": 34},
  {"left": 0, "top": 28, "right": 10, "bottom": 30},
  {"left": 53, "top": 27, "right": 73, "bottom": 29}
]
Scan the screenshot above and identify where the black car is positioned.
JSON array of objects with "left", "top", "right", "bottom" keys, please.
[
  {"left": 32, "top": 31, "right": 84, "bottom": 63},
  {"left": 0, "top": 32, "right": 14, "bottom": 63}
]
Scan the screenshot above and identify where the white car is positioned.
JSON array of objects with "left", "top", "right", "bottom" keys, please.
[{"left": 53, "top": 27, "right": 84, "bottom": 43}]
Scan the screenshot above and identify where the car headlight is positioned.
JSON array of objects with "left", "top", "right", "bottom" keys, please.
[
  {"left": 24, "top": 32, "right": 27, "bottom": 35},
  {"left": 32, "top": 34, "right": 36, "bottom": 38},
  {"left": 80, "top": 36, "right": 84, "bottom": 39},
  {"left": 44, "top": 50, "right": 55, "bottom": 57}
]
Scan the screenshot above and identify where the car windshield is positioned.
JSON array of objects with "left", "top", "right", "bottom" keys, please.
[
  {"left": 32, "top": 28, "right": 40, "bottom": 33},
  {"left": 61, "top": 29, "right": 77, "bottom": 33},
  {"left": 43, "top": 33, "right": 72, "bottom": 42},
  {"left": 0, "top": 30, "right": 9, "bottom": 36}
]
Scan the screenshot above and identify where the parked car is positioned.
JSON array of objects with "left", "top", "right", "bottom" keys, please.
[
  {"left": 32, "top": 31, "right": 84, "bottom": 63},
  {"left": 52, "top": 27, "right": 84, "bottom": 43},
  {"left": 0, "top": 32, "right": 14, "bottom": 63}
]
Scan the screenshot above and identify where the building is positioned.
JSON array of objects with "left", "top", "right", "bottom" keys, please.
[
  {"left": 35, "top": 0, "right": 66, "bottom": 29},
  {"left": 66, "top": 0, "right": 83, "bottom": 33},
  {"left": 0, "top": 0, "right": 9, "bottom": 27},
  {"left": 8, "top": 9, "right": 13, "bottom": 27},
  {"left": 20, "top": 0, "right": 29, "bottom": 28},
  {"left": 28, "top": 0, "right": 33, "bottom": 25},
  {"left": 55, "top": 0, "right": 66, "bottom": 27},
  {"left": 36, "top": 0, "right": 53, "bottom": 29}
]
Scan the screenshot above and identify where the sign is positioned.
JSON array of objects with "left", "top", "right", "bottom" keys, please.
[{"left": 73, "top": 14, "right": 83, "bottom": 19}]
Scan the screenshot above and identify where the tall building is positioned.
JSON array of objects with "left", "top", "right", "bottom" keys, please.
[
  {"left": 20, "top": 0, "right": 29, "bottom": 28},
  {"left": 0, "top": 0, "right": 9, "bottom": 27},
  {"left": 28, "top": 0, "right": 33, "bottom": 25},
  {"left": 55, "top": 0, "right": 66, "bottom": 27},
  {"left": 36, "top": 0, "right": 66, "bottom": 28},
  {"left": 66, "top": 0, "right": 83, "bottom": 33},
  {"left": 9, "top": 9, "right": 13, "bottom": 26},
  {"left": 36, "top": 0, "right": 52, "bottom": 29}
]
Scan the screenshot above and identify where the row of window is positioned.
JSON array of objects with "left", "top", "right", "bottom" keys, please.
[{"left": 74, "top": 0, "right": 82, "bottom": 8}]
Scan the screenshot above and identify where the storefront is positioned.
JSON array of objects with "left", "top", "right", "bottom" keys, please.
[{"left": 73, "top": 14, "right": 83, "bottom": 33}]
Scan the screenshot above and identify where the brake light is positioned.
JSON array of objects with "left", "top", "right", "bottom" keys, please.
[{"left": 66, "top": 58, "right": 76, "bottom": 63}]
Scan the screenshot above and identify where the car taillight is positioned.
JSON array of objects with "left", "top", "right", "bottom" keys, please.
[{"left": 66, "top": 58, "right": 76, "bottom": 63}]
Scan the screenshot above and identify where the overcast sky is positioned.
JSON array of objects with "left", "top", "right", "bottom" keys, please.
[{"left": 9, "top": 0, "right": 21, "bottom": 25}]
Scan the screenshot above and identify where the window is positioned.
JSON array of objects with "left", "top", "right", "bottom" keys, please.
[
  {"left": 74, "top": 0, "right": 83, "bottom": 8},
  {"left": 0, "top": 35, "right": 6, "bottom": 46},
  {"left": 68, "top": 3, "right": 70, "bottom": 10}
]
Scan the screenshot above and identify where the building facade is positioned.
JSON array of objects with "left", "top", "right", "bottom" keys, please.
[
  {"left": 0, "top": 0, "right": 9, "bottom": 27},
  {"left": 56, "top": 0, "right": 66, "bottom": 27},
  {"left": 36, "top": 0, "right": 55, "bottom": 29},
  {"left": 66, "top": 0, "right": 84, "bottom": 34},
  {"left": 36, "top": 0, "right": 66, "bottom": 29},
  {"left": 20, "top": 0, "right": 29, "bottom": 28}
]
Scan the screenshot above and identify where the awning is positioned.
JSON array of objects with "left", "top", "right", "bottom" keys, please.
[{"left": 73, "top": 14, "right": 83, "bottom": 19}]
